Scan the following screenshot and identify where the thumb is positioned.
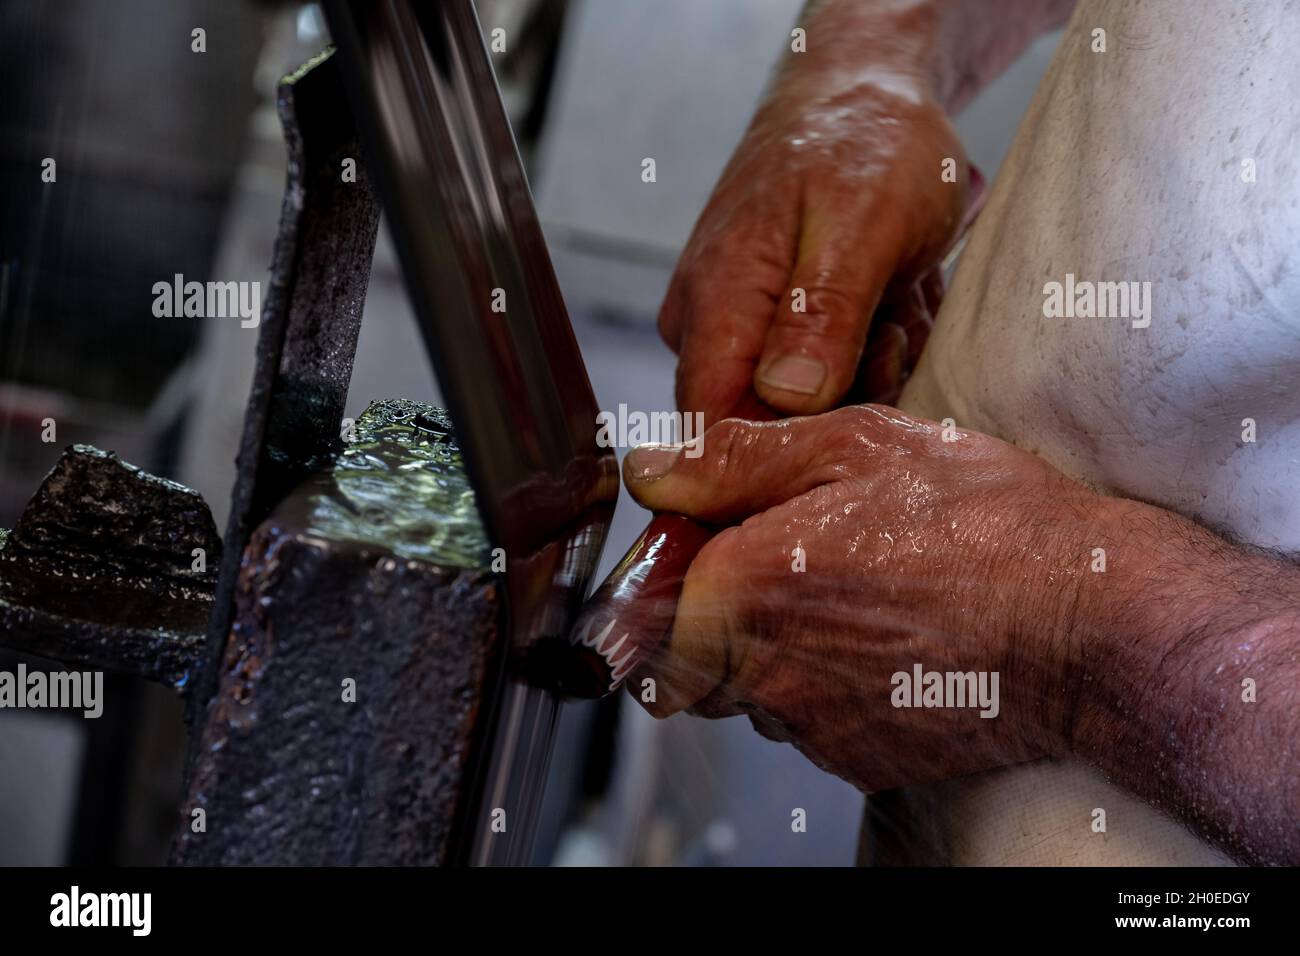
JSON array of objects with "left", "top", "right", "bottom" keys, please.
[{"left": 622, "top": 410, "right": 867, "bottom": 524}]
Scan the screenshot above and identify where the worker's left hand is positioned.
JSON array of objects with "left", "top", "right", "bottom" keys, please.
[{"left": 619, "top": 406, "right": 1105, "bottom": 792}]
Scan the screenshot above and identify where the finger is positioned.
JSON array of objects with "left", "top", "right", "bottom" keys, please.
[
  {"left": 720, "top": 389, "right": 778, "bottom": 423},
  {"left": 621, "top": 409, "right": 873, "bottom": 524},
  {"left": 675, "top": 328, "right": 763, "bottom": 428},
  {"left": 895, "top": 279, "right": 936, "bottom": 371},
  {"left": 627, "top": 525, "right": 745, "bottom": 717},
  {"left": 848, "top": 279, "right": 934, "bottom": 406},
  {"left": 753, "top": 211, "right": 901, "bottom": 415},
  {"left": 657, "top": 268, "right": 688, "bottom": 350},
  {"left": 662, "top": 248, "right": 791, "bottom": 426},
  {"left": 860, "top": 321, "right": 907, "bottom": 406}
]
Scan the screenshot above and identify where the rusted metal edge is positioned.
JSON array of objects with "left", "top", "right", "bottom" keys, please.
[{"left": 186, "top": 49, "right": 381, "bottom": 733}]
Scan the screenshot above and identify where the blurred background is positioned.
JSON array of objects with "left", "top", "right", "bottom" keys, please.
[{"left": 0, "top": 0, "right": 1059, "bottom": 865}]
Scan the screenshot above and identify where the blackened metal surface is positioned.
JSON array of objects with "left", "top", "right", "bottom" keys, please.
[
  {"left": 0, "top": 445, "right": 217, "bottom": 687},
  {"left": 190, "top": 50, "right": 381, "bottom": 723},
  {"left": 323, "top": 0, "right": 618, "bottom": 866},
  {"left": 174, "top": 401, "right": 499, "bottom": 865}
]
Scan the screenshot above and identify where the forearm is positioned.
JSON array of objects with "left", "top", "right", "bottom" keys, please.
[
  {"left": 1069, "top": 498, "right": 1300, "bottom": 865},
  {"left": 780, "top": 0, "right": 1077, "bottom": 113}
]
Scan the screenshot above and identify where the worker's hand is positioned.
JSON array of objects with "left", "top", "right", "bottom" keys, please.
[
  {"left": 619, "top": 407, "right": 1099, "bottom": 793},
  {"left": 660, "top": 80, "right": 970, "bottom": 424}
]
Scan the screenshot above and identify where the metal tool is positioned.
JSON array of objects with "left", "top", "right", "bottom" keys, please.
[
  {"left": 323, "top": 0, "right": 619, "bottom": 865},
  {"left": 0, "top": 49, "right": 539, "bottom": 866}
]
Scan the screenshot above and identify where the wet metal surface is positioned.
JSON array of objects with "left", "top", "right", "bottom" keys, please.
[
  {"left": 3, "top": 36, "right": 603, "bottom": 865},
  {"left": 174, "top": 400, "right": 499, "bottom": 865},
  {"left": 279, "top": 401, "right": 489, "bottom": 569}
]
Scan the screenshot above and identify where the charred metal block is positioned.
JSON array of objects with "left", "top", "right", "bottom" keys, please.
[
  {"left": 174, "top": 400, "right": 500, "bottom": 865},
  {"left": 0, "top": 445, "right": 218, "bottom": 688}
]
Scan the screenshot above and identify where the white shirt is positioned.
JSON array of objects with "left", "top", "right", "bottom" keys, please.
[{"left": 891, "top": 0, "right": 1299, "bottom": 864}]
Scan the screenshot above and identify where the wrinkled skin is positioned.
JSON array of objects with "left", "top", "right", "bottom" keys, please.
[
  {"left": 660, "top": 82, "right": 968, "bottom": 423},
  {"left": 620, "top": 0, "right": 1300, "bottom": 863},
  {"left": 614, "top": 409, "right": 1300, "bottom": 864},
  {"left": 622, "top": 407, "right": 1092, "bottom": 792}
]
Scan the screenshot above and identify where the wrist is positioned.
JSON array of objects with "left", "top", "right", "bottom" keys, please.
[
  {"left": 774, "top": 1, "right": 948, "bottom": 111},
  {"left": 1067, "top": 498, "right": 1230, "bottom": 755},
  {"left": 1061, "top": 497, "right": 1300, "bottom": 861},
  {"left": 1071, "top": 494, "right": 1300, "bottom": 754},
  {"left": 987, "top": 483, "right": 1113, "bottom": 762},
  {"left": 781, "top": 0, "right": 1076, "bottom": 114}
]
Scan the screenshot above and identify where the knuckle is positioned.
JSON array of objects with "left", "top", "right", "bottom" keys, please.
[
  {"left": 701, "top": 417, "right": 761, "bottom": 482},
  {"left": 815, "top": 405, "right": 895, "bottom": 468},
  {"left": 837, "top": 403, "right": 888, "bottom": 433},
  {"left": 779, "top": 283, "right": 863, "bottom": 334}
]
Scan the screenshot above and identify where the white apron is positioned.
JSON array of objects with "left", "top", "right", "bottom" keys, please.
[{"left": 880, "top": 0, "right": 1300, "bottom": 865}]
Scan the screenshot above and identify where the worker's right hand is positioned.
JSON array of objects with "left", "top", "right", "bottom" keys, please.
[{"left": 659, "top": 77, "right": 971, "bottom": 425}]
